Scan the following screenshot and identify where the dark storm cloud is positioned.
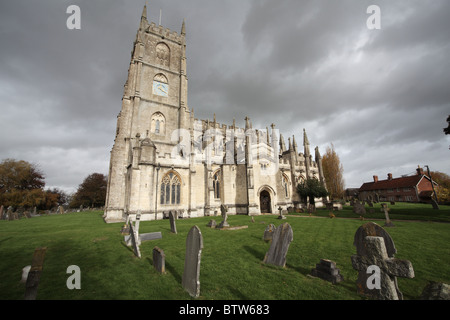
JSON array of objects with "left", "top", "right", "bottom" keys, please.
[{"left": 0, "top": 0, "right": 449, "bottom": 192}]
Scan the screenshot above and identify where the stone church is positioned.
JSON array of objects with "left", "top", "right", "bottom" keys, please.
[{"left": 103, "top": 5, "right": 327, "bottom": 223}]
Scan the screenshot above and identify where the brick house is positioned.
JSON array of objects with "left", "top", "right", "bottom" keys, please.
[{"left": 358, "top": 167, "right": 438, "bottom": 203}]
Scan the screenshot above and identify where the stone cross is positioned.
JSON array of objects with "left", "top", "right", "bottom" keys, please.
[
  {"left": 169, "top": 211, "right": 177, "bottom": 234},
  {"left": 263, "top": 222, "right": 293, "bottom": 267},
  {"left": 381, "top": 203, "right": 394, "bottom": 227},
  {"left": 217, "top": 204, "right": 229, "bottom": 229},
  {"left": 152, "top": 246, "right": 166, "bottom": 274},
  {"left": 24, "top": 247, "right": 47, "bottom": 300},
  {"left": 351, "top": 222, "right": 414, "bottom": 300},
  {"left": 182, "top": 225, "right": 203, "bottom": 298},
  {"left": 277, "top": 206, "right": 286, "bottom": 220}
]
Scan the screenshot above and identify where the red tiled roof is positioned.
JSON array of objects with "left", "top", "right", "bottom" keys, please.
[{"left": 359, "top": 175, "right": 426, "bottom": 191}]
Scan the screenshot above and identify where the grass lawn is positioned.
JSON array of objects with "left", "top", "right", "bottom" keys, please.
[{"left": 0, "top": 206, "right": 449, "bottom": 300}]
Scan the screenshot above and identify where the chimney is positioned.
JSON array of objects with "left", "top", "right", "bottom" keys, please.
[
  {"left": 416, "top": 166, "right": 424, "bottom": 176},
  {"left": 373, "top": 175, "right": 378, "bottom": 182},
  {"left": 387, "top": 173, "right": 393, "bottom": 180}
]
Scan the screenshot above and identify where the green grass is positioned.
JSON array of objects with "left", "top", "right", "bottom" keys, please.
[
  {"left": 0, "top": 208, "right": 449, "bottom": 300},
  {"left": 290, "top": 202, "right": 450, "bottom": 223}
]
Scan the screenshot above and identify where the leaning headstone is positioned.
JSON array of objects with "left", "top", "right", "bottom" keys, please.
[
  {"left": 351, "top": 223, "right": 414, "bottom": 300},
  {"left": 381, "top": 203, "right": 394, "bottom": 227},
  {"left": 128, "top": 219, "right": 141, "bottom": 258},
  {"left": 310, "top": 259, "right": 344, "bottom": 284},
  {"left": 216, "top": 204, "right": 229, "bottom": 229},
  {"left": 263, "top": 222, "right": 293, "bottom": 267},
  {"left": 420, "top": 281, "right": 450, "bottom": 300},
  {"left": 263, "top": 224, "right": 276, "bottom": 242},
  {"left": 152, "top": 247, "right": 166, "bottom": 274},
  {"left": 169, "top": 211, "right": 177, "bottom": 234},
  {"left": 182, "top": 225, "right": 203, "bottom": 298},
  {"left": 24, "top": 247, "right": 47, "bottom": 300}
]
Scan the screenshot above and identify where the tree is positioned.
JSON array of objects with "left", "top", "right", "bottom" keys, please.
[
  {"left": 428, "top": 171, "right": 450, "bottom": 203},
  {"left": 70, "top": 173, "right": 107, "bottom": 208},
  {"left": 321, "top": 144, "right": 345, "bottom": 200},
  {"left": 0, "top": 159, "right": 45, "bottom": 208},
  {"left": 297, "top": 178, "right": 328, "bottom": 206}
]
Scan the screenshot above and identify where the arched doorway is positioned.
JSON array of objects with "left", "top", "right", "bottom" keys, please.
[{"left": 260, "top": 190, "right": 272, "bottom": 213}]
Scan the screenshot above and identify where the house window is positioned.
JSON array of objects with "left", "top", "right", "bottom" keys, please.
[{"left": 160, "top": 171, "right": 181, "bottom": 205}]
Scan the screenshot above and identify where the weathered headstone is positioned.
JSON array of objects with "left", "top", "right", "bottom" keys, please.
[
  {"left": 263, "top": 222, "right": 293, "bottom": 267},
  {"left": 351, "top": 222, "right": 414, "bottom": 300},
  {"left": 152, "top": 246, "right": 166, "bottom": 274},
  {"left": 420, "top": 281, "right": 450, "bottom": 300},
  {"left": 310, "top": 259, "right": 344, "bottom": 284},
  {"left": 128, "top": 219, "right": 141, "bottom": 258},
  {"left": 216, "top": 204, "right": 229, "bottom": 229},
  {"left": 263, "top": 224, "right": 276, "bottom": 242},
  {"left": 182, "top": 225, "right": 203, "bottom": 298},
  {"left": 353, "top": 203, "right": 366, "bottom": 215},
  {"left": 7, "top": 206, "right": 14, "bottom": 220},
  {"left": 0, "top": 205, "right": 4, "bottom": 220},
  {"left": 169, "top": 211, "right": 177, "bottom": 234},
  {"left": 24, "top": 247, "right": 47, "bottom": 300},
  {"left": 24, "top": 211, "right": 32, "bottom": 219},
  {"left": 381, "top": 203, "right": 394, "bottom": 227},
  {"left": 206, "top": 219, "right": 216, "bottom": 228},
  {"left": 140, "top": 232, "right": 163, "bottom": 242},
  {"left": 58, "top": 205, "right": 64, "bottom": 214}
]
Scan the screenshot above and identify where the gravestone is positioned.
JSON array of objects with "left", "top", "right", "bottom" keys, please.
[
  {"left": 216, "top": 204, "right": 229, "bottom": 229},
  {"left": 152, "top": 246, "right": 166, "bottom": 274},
  {"left": 24, "top": 211, "right": 32, "bottom": 219},
  {"left": 310, "top": 259, "right": 344, "bottom": 284},
  {"left": 20, "top": 265, "right": 31, "bottom": 283},
  {"left": 277, "top": 206, "right": 286, "bottom": 220},
  {"left": 206, "top": 219, "right": 216, "bottom": 228},
  {"left": 58, "top": 205, "right": 64, "bottom": 214},
  {"left": 351, "top": 222, "right": 414, "bottom": 300},
  {"left": 24, "top": 247, "right": 47, "bottom": 300},
  {"left": 263, "top": 224, "right": 276, "bottom": 242},
  {"left": 121, "top": 214, "right": 131, "bottom": 235},
  {"left": 353, "top": 203, "right": 366, "bottom": 215},
  {"left": 128, "top": 219, "right": 142, "bottom": 258},
  {"left": 7, "top": 206, "right": 14, "bottom": 220},
  {"left": 381, "top": 203, "right": 394, "bottom": 227},
  {"left": 431, "top": 199, "right": 439, "bottom": 210},
  {"left": 169, "top": 211, "right": 177, "bottom": 234},
  {"left": 420, "top": 281, "right": 450, "bottom": 300},
  {"left": 182, "top": 225, "right": 203, "bottom": 298},
  {"left": 0, "top": 205, "right": 4, "bottom": 220},
  {"left": 263, "top": 222, "right": 293, "bottom": 267}
]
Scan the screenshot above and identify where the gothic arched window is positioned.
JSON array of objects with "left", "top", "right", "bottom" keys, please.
[
  {"left": 151, "top": 112, "right": 165, "bottom": 135},
  {"left": 282, "top": 174, "right": 289, "bottom": 198},
  {"left": 213, "top": 170, "right": 221, "bottom": 199},
  {"left": 156, "top": 42, "right": 170, "bottom": 67},
  {"left": 160, "top": 171, "right": 181, "bottom": 205}
]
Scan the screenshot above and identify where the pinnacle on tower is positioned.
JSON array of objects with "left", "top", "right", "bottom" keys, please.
[
  {"left": 303, "top": 128, "right": 310, "bottom": 146},
  {"left": 141, "top": 4, "right": 148, "bottom": 20},
  {"left": 181, "top": 19, "right": 186, "bottom": 35}
]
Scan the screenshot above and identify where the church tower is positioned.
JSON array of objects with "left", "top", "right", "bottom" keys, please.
[{"left": 104, "top": 5, "right": 190, "bottom": 222}]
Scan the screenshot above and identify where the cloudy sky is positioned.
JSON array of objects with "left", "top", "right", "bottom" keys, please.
[{"left": 1, "top": 0, "right": 449, "bottom": 194}]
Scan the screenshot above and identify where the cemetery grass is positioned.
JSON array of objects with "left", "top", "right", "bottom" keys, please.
[
  {"left": 290, "top": 202, "right": 450, "bottom": 223},
  {"left": 0, "top": 211, "right": 449, "bottom": 300}
]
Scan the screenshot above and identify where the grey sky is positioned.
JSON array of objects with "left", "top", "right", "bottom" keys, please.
[{"left": 0, "top": 0, "right": 449, "bottom": 193}]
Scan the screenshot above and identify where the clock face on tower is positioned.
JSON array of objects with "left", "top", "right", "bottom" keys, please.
[{"left": 153, "top": 80, "right": 169, "bottom": 97}]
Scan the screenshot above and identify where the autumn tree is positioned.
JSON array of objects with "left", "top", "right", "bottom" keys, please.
[
  {"left": 428, "top": 171, "right": 450, "bottom": 203},
  {"left": 70, "top": 173, "right": 107, "bottom": 208},
  {"left": 0, "top": 159, "right": 46, "bottom": 208},
  {"left": 321, "top": 144, "right": 345, "bottom": 200}
]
